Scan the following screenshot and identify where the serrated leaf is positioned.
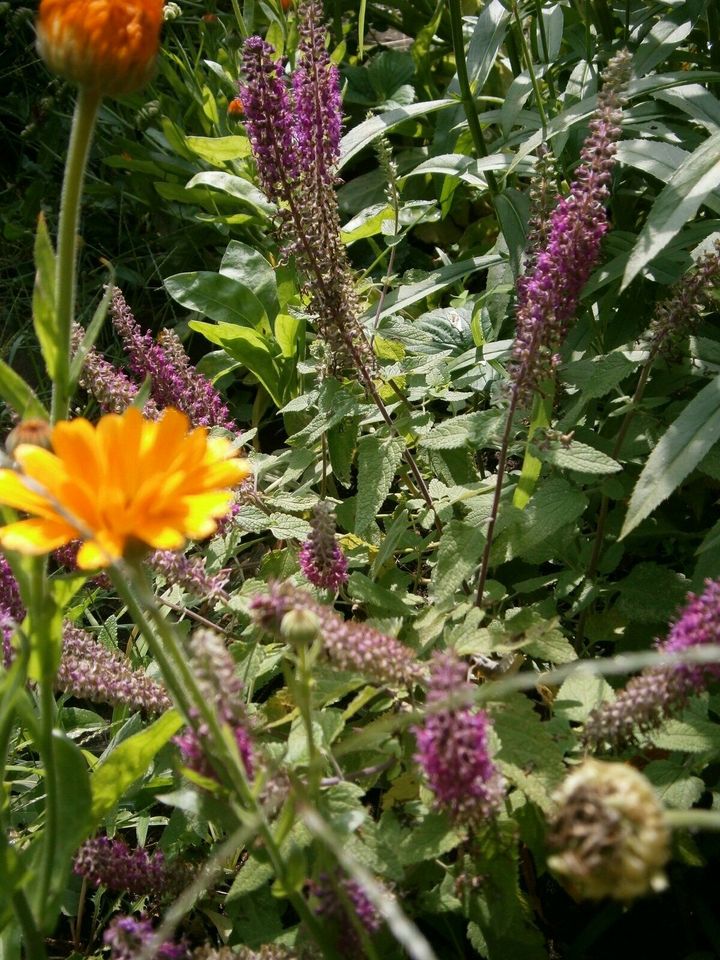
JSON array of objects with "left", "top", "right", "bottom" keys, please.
[
  {"left": 421, "top": 409, "right": 502, "bottom": 450},
  {"left": 621, "top": 374, "right": 720, "bottom": 538},
  {"left": 555, "top": 669, "right": 614, "bottom": 723},
  {"left": 347, "top": 572, "right": 415, "bottom": 616},
  {"left": 493, "top": 697, "right": 566, "bottom": 811},
  {"left": 644, "top": 759, "right": 705, "bottom": 809},
  {"left": 534, "top": 440, "right": 621, "bottom": 475},
  {"left": 91, "top": 710, "right": 183, "bottom": 820},
  {"left": 354, "top": 435, "right": 403, "bottom": 535},
  {"left": 614, "top": 563, "right": 689, "bottom": 622},
  {"left": 431, "top": 520, "right": 485, "bottom": 601},
  {"left": 622, "top": 131, "right": 720, "bottom": 290},
  {"left": 509, "top": 479, "right": 587, "bottom": 558},
  {"left": 562, "top": 350, "right": 638, "bottom": 400},
  {"left": 651, "top": 701, "right": 720, "bottom": 753},
  {"left": 395, "top": 812, "right": 462, "bottom": 865}
]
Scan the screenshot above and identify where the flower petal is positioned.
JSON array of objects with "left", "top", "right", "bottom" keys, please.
[{"left": 0, "top": 518, "right": 75, "bottom": 555}]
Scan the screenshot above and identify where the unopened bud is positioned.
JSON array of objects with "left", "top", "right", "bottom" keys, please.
[
  {"left": 280, "top": 608, "right": 320, "bottom": 647},
  {"left": 5, "top": 419, "right": 53, "bottom": 456}
]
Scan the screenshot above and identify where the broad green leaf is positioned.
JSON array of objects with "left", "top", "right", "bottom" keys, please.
[
  {"left": 40, "top": 733, "right": 92, "bottom": 924},
  {"left": 513, "top": 384, "right": 553, "bottom": 509},
  {"left": 339, "top": 99, "right": 454, "bottom": 169},
  {"left": 165, "top": 272, "right": 268, "bottom": 330},
  {"left": 421, "top": 409, "right": 502, "bottom": 450},
  {"left": 395, "top": 812, "right": 462, "bottom": 866},
  {"left": 402, "top": 153, "right": 535, "bottom": 189},
  {"left": 32, "top": 213, "right": 58, "bottom": 381},
  {"left": 194, "top": 324, "right": 283, "bottom": 407},
  {"left": 372, "top": 254, "right": 503, "bottom": 322},
  {"left": 493, "top": 697, "right": 566, "bottom": 811},
  {"left": 555, "top": 669, "right": 614, "bottom": 723},
  {"left": 348, "top": 572, "right": 416, "bottom": 616},
  {"left": 621, "top": 131, "right": 720, "bottom": 290},
  {"left": 354, "top": 436, "right": 403, "bottom": 535},
  {"left": 621, "top": 374, "right": 720, "bottom": 538},
  {"left": 431, "top": 520, "right": 485, "bottom": 602},
  {"left": 91, "top": 710, "right": 183, "bottom": 820},
  {"left": 633, "top": 8, "right": 696, "bottom": 76},
  {"left": 186, "top": 171, "right": 274, "bottom": 215},
  {"left": 185, "top": 134, "right": 252, "bottom": 162},
  {"left": 508, "top": 478, "right": 587, "bottom": 559},
  {"left": 341, "top": 203, "right": 395, "bottom": 244},
  {"left": 644, "top": 759, "right": 704, "bottom": 809},
  {"left": 533, "top": 439, "right": 621, "bottom": 475},
  {"left": 0, "top": 360, "right": 47, "bottom": 419},
  {"left": 220, "top": 240, "right": 279, "bottom": 318}
]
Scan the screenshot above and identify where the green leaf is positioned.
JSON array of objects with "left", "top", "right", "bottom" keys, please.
[
  {"left": 41, "top": 733, "right": 92, "bottom": 924},
  {"left": 69, "top": 270, "right": 115, "bottom": 385},
  {"left": 395, "top": 812, "right": 462, "bottom": 865},
  {"left": 219, "top": 240, "right": 279, "bottom": 318},
  {"left": 508, "top": 478, "right": 587, "bottom": 559},
  {"left": 186, "top": 171, "right": 274, "bottom": 216},
  {"left": 90, "top": 710, "right": 183, "bottom": 820},
  {"left": 533, "top": 439, "right": 621, "bottom": 475},
  {"left": 621, "top": 374, "right": 720, "bottom": 538},
  {"left": 327, "top": 417, "right": 359, "bottom": 487},
  {"left": 421, "top": 409, "right": 502, "bottom": 450},
  {"left": 621, "top": 131, "right": 720, "bottom": 290},
  {"left": 354, "top": 436, "right": 403, "bottom": 535},
  {"left": 32, "top": 213, "right": 58, "bottom": 381},
  {"left": 0, "top": 359, "right": 47, "bottom": 419},
  {"left": 184, "top": 134, "right": 252, "bottom": 162},
  {"left": 165, "top": 272, "right": 268, "bottom": 330},
  {"left": 347, "top": 571, "right": 416, "bottom": 616},
  {"left": 644, "top": 759, "right": 705, "bottom": 810},
  {"left": 493, "top": 696, "right": 566, "bottom": 811},
  {"left": 431, "top": 520, "right": 485, "bottom": 601},
  {"left": 614, "top": 563, "right": 689, "bottom": 622},
  {"left": 339, "top": 99, "right": 454, "bottom": 169},
  {"left": 555, "top": 669, "right": 614, "bottom": 723},
  {"left": 513, "top": 384, "right": 553, "bottom": 509}
]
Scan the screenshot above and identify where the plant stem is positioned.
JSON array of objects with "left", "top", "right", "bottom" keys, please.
[
  {"left": 513, "top": 1, "right": 549, "bottom": 135},
  {"left": 475, "top": 389, "right": 520, "bottom": 605},
  {"left": 51, "top": 87, "right": 102, "bottom": 424},
  {"left": 12, "top": 891, "right": 47, "bottom": 960},
  {"left": 448, "top": 0, "right": 499, "bottom": 195}
]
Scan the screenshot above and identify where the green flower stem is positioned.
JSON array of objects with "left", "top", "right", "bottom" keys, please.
[
  {"left": 512, "top": 1, "right": 549, "bottom": 136},
  {"left": 665, "top": 809, "right": 720, "bottom": 831},
  {"left": 448, "top": 0, "right": 499, "bottom": 195},
  {"left": 11, "top": 891, "right": 47, "bottom": 960},
  {"left": 110, "top": 563, "right": 335, "bottom": 956},
  {"left": 51, "top": 86, "right": 102, "bottom": 424}
]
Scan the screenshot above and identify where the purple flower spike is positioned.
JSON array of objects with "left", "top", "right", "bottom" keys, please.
[
  {"left": 240, "top": 36, "right": 299, "bottom": 204},
  {"left": 293, "top": 0, "right": 342, "bottom": 184},
  {"left": 299, "top": 501, "right": 348, "bottom": 590},
  {"left": 251, "top": 582, "right": 423, "bottom": 686},
  {"left": 0, "top": 555, "right": 25, "bottom": 667},
  {"left": 110, "top": 288, "right": 235, "bottom": 430},
  {"left": 510, "top": 50, "right": 631, "bottom": 401},
  {"left": 104, "top": 915, "right": 187, "bottom": 960},
  {"left": 413, "top": 652, "right": 504, "bottom": 824},
  {"left": 150, "top": 550, "right": 229, "bottom": 598},
  {"left": 584, "top": 578, "right": 720, "bottom": 749},
  {"left": 74, "top": 837, "right": 167, "bottom": 896},
  {"left": 310, "top": 871, "right": 383, "bottom": 957}
]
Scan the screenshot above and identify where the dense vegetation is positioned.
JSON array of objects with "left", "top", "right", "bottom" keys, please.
[{"left": 3, "top": 1, "right": 720, "bottom": 958}]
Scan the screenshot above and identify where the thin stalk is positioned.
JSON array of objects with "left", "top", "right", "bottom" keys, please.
[
  {"left": 448, "top": 0, "right": 499, "bottom": 194},
  {"left": 12, "top": 891, "right": 47, "bottom": 960},
  {"left": 474, "top": 390, "right": 520, "bottom": 605},
  {"left": 110, "top": 565, "right": 335, "bottom": 956},
  {"left": 229, "top": 0, "right": 248, "bottom": 37},
  {"left": 533, "top": 0, "right": 558, "bottom": 101},
  {"left": 505, "top": 22, "right": 523, "bottom": 75},
  {"left": 709, "top": 2, "right": 720, "bottom": 71},
  {"left": 512, "top": 1, "right": 549, "bottom": 136},
  {"left": 51, "top": 87, "right": 102, "bottom": 423}
]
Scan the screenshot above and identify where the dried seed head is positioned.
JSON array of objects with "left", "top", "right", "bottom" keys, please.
[{"left": 547, "top": 759, "right": 670, "bottom": 901}]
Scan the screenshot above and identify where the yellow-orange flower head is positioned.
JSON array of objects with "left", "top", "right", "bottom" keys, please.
[
  {"left": 37, "top": 0, "right": 164, "bottom": 96},
  {"left": 0, "top": 408, "right": 250, "bottom": 570}
]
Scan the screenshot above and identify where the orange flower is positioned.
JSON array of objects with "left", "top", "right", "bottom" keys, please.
[
  {"left": 36, "top": 0, "right": 164, "bottom": 96},
  {"left": 0, "top": 408, "right": 250, "bottom": 569},
  {"left": 227, "top": 96, "right": 244, "bottom": 118}
]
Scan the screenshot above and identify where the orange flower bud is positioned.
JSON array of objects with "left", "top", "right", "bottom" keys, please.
[
  {"left": 36, "top": 0, "right": 164, "bottom": 96},
  {"left": 227, "top": 96, "right": 244, "bottom": 118},
  {"left": 280, "top": 0, "right": 293, "bottom": 8}
]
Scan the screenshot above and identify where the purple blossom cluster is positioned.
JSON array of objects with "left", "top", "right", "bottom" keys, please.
[
  {"left": 57, "top": 625, "right": 171, "bottom": 714},
  {"left": 584, "top": 579, "right": 720, "bottom": 749},
  {"left": 413, "top": 652, "right": 504, "bottom": 823},
  {"left": 74, "top": 837, "right": 167, "bottom": 896},
  {"left": 0, "top": 554, "right": 25, "bottom": 667},
  {"left": 175, "top": 629, "right": 254, "bottom": 781},
  {"left": 510, "top": 50, "right": 631, "bottom": 401},
  {"left": 298, "top": 501, "right": 348, "bottom": 590},
  {"left": 104, "top": 915, "right": 187, "bottom": 960},
  {"left": 310, "top": 872, "right": 383, "bottom": 956},
  {"left": 149, "top": 550, "right": 229, "bottom": 598},
  {"left": 250, "top": 582, "right": 424, "bottom": 686},
  {"left": 110, "top": 288, "right": 235, "bottom": 430},
  {"left": 240, "top": 2, "right": 369, "bottom": 367}
]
